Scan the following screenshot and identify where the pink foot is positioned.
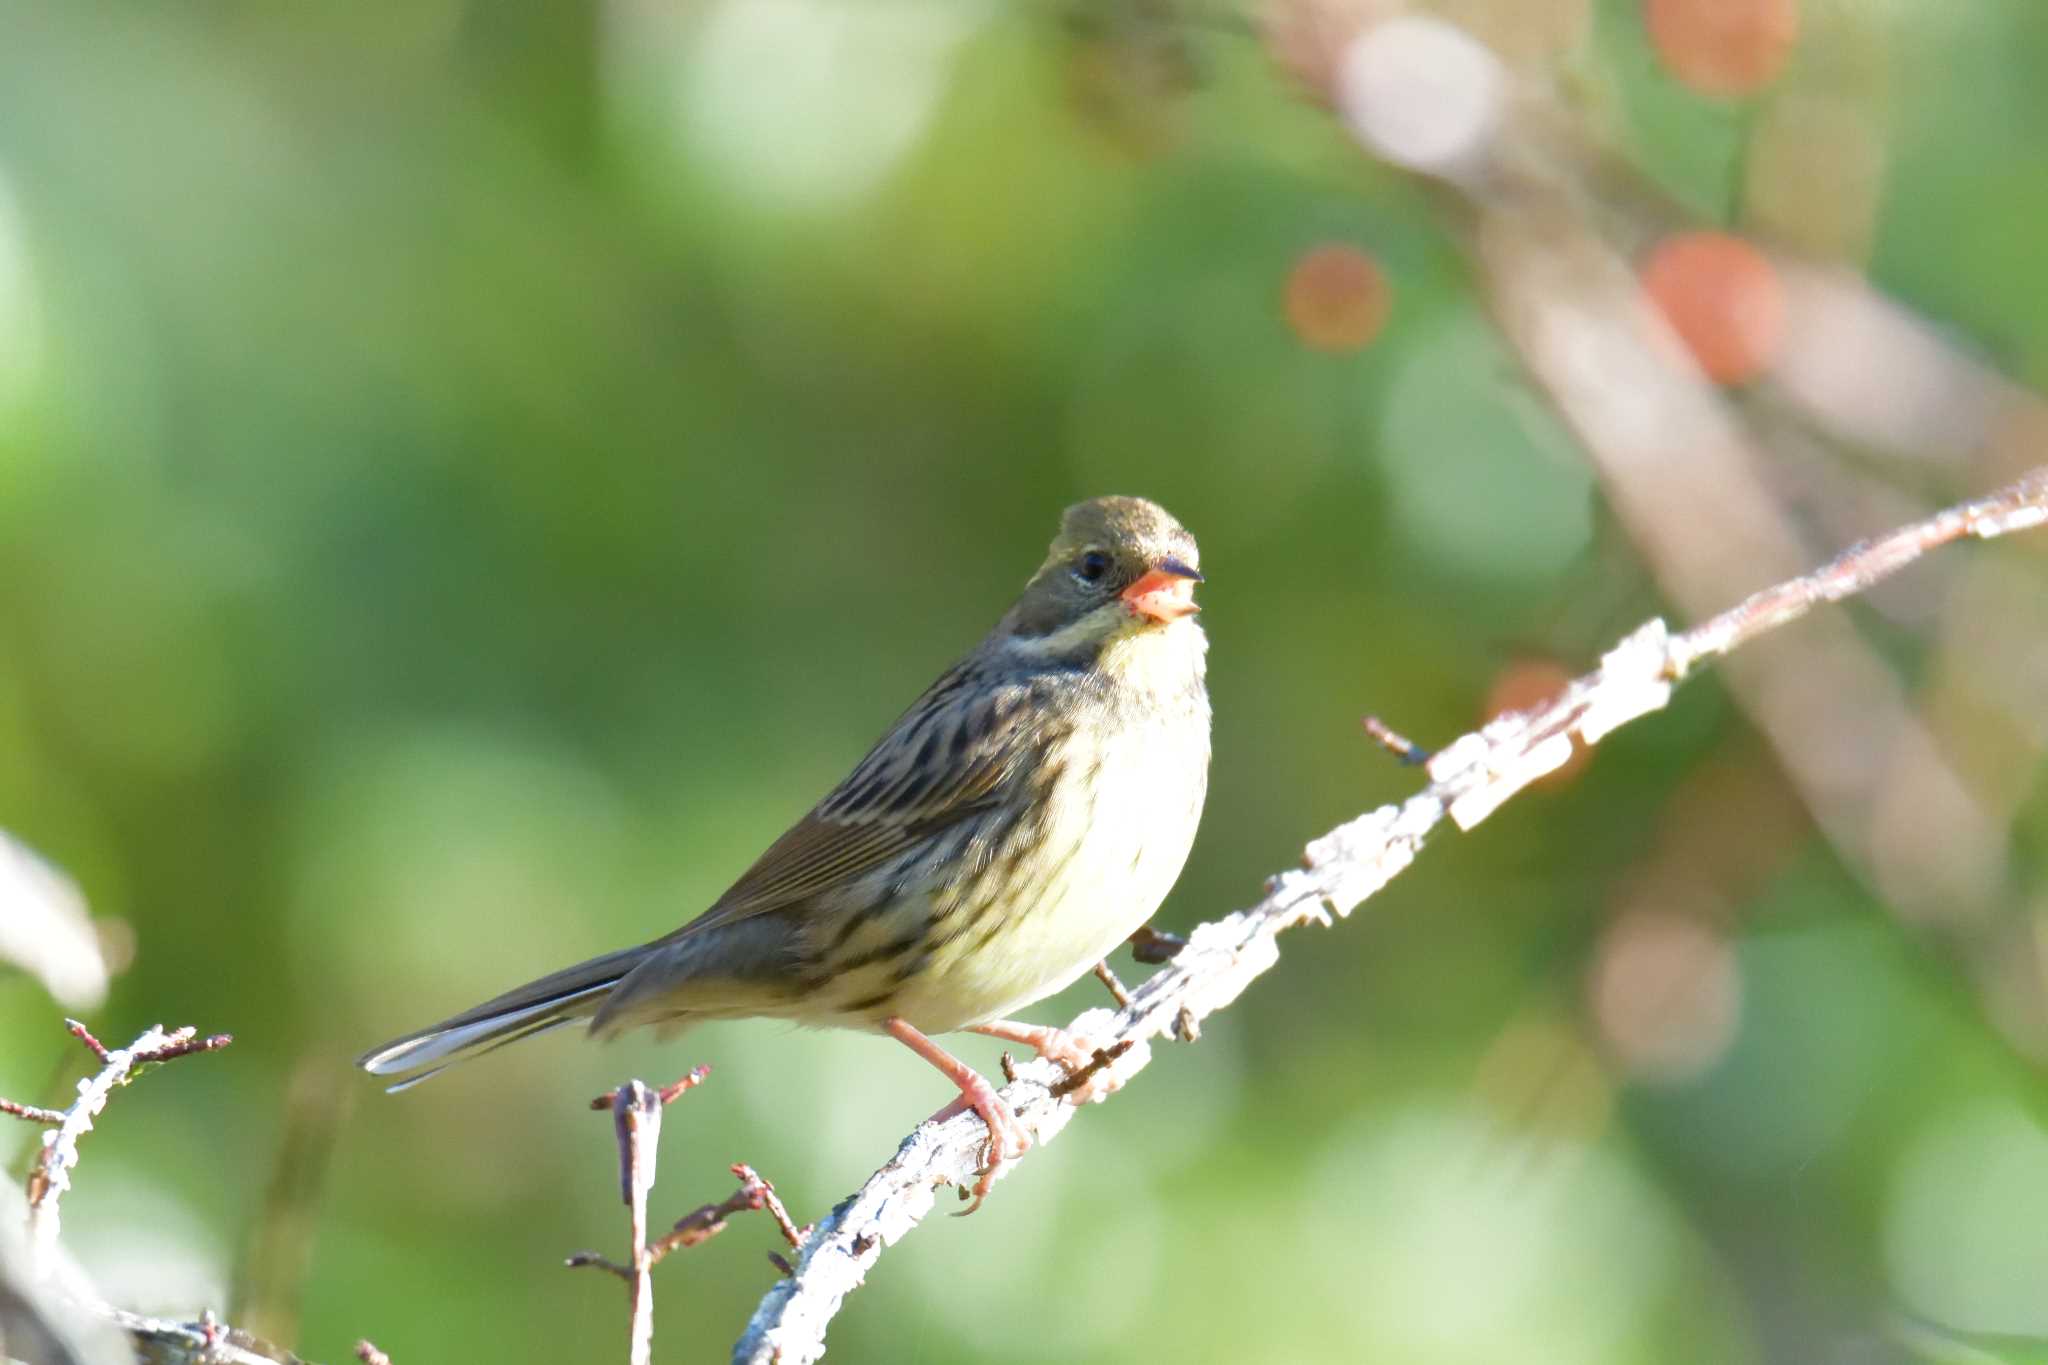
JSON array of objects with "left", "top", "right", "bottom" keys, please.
[
  {"left": 885, "top": 1017, "right": 1030, "bottom": 1212},
  {"left": 970, "top": 1020, "right": 1130, "bottom": 1105}
]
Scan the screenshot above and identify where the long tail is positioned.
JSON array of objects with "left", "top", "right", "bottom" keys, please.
[{"left": 357, "top": 945, "right": 651, "bottom": 1092}]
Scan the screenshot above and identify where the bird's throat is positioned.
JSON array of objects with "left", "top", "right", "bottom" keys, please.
[{"left": 1094, "top": 616, "right": 1208, "bottom": 702}]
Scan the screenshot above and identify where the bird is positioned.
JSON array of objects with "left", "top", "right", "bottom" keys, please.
[{"left": 359, "top": 495, "right": 1210, "bottom": 1198}]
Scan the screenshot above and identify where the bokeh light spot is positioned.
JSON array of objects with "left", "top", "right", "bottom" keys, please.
[
  {"left": 1379, "top": 309, "right": 1595, "bottom": 583},
  {"left": 1589, "top": 909, "right": 1741, "bottom": 1082},
  {"left": 1645, "top": 0, "right": 1798, "bottom": 98},
  {"left": 1640, "top": 231, "right": 1786, "bottom": 385},
  {"left": 615, "top": 0, "right": 994, "bottom": 216},
  {"left": 1887, "top": 1100, "right": 2048, "bottom": 1334},
  {"left": 1309, "top": 1106, "right": 1685, "bottom": 1361},
  {"left": 1283, "top": 242, "right": 1391, "bottom": 353},
  {"left": 1339, "top": 15, "right": 1505, "bottom": 176}
]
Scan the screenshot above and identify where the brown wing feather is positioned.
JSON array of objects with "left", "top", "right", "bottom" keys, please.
[{"left": 651, "top": 664, "right": 1037, "bottom": 945}]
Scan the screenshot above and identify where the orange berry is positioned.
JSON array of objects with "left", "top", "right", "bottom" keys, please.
[
  {"left": 1640, "top": 230, "right": 1785, "bottom": 385},
  {"left": 1645, "top": 0, "right": 1797, "bottom": 97},
  {"left": 1283, "top": 243, "right": 1391, "bottom": 353}
]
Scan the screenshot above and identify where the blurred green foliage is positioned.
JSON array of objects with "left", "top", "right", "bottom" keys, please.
[{"left": 2, "top": 1, "right": 2047, "bottom": 1362}]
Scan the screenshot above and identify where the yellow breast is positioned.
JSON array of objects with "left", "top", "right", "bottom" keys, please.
[{"left": 890, "top": 618, "right": 1211, "bottom": 1032}]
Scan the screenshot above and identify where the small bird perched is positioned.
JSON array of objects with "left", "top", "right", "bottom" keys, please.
[{"left": 360, "top": 495, "right": 1210, "bottom": 1196}]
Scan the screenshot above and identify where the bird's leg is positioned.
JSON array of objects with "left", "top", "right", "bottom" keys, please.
[
  {"left": 883, "top": 1017, "right": 1030, "bottom": 1209},
  {"left": 969, "top": 1020, "right": 1129, "bottom": 1105}
]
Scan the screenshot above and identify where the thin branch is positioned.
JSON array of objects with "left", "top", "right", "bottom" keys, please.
[
  {"left": 1361, "top": 715, "right": 1430, "bottom": 765},
  {"left": 733, "top": 1164, "right": 807, "bottom": 1254},
  {"left": 65, "top": 1019, "right": 112, "bottom": 1064},
  {"left": 731, "top": 468, "right": 2048, "bottom": 1365},
  {"left": 12, "top": 1022, "right": 233, "bottom": 1255},
  {"left": 643, "top": 1182, "right": 763, "bottom": 1264},
  {"left": 1, "top": 1020, "right": 352, "bottom": 1365},
  {"left": 1, "top": 1097, "right": 66, "bottom": 1125},
  {"left": 641, "top": 1163, "right": 806, "bottom": 1268},
  {"left": 110, "top": 1306, "right": 307, "bottom": 1365},
  {"left": 2, "top": 1019, "right": 362, "bottom": 1358},
  {"left": 570, "top": 1067, "right": 798, "bottom": 1364},
  {"left": 1091, "top": 961, "right": 1133, "bottom": 1009},
  {"left": 1667, "top": 479, "right": 2048, "bottom": 669},
  {"left": 601, "top": 1079, "right": 664, "bottom": 1365}
]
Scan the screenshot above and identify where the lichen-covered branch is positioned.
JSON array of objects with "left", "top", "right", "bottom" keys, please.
[
  {"left": 8, "top": 1021, "right": 233, "bottom": 1255},
  {"left": 731, "top": 467, "right": 2048, "bottom": 1365},
  {"left": 113, "top": 1306, "right": 310, "bottom": 1365},
  {"left": 2, "top": 1021, "right": 321, "bottom": 1365}
]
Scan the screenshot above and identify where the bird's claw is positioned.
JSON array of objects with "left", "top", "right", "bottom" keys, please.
[{"left": 929, "top": 1074, "right": 1031, "bottom": 1216}]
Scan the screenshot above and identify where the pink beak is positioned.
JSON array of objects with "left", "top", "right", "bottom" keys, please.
[{"left": 1120, "top": 559, "right": 1202, "bottom": 623}]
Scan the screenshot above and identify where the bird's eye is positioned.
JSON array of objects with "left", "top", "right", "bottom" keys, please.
[{"left": 1074, "top": 550, "right": 1111, "bottom": 584}]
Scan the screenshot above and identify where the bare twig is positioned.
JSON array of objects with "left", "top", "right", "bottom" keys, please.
[
  {"left": 1668, "top": 483, "right": 2048, "bottom": 665},
  {"left": 571, "top": 1068, "right": 798, "bottom": 1364},
  {"left": 1362, "top": 716, "right": 1430, "bottom": 765},
  {"left": 732, "top": 1164, "right": 806, "bottom": 1252},
  {"left": 12, "top": 1022, "right": 233, "bottom": 1256},
  {"left": 562, "top": 1250, "right": 634, "bottom": 1281},
  {"left": 599, "top": 1079, "right": 663, "bottom": 1365},
  {"left": 1, "top": 1097, "right": 66, "bottom": 1125},
  {"left": 142, "top": 1032, "right": 235, "bottom": 1064},
  {"left": 641, "top": 1162, "right": 807, "bottom": 1268},
  {"left": 731, "top": 469, "right": 2048, "bottom": 1364},
  {"left": 1, "top": 1019, "right": 348, "bottom": 1365},
  {"left": 1091, "top": 961, "right": 1134, "bottom": 1008},
  {"left": 65, "top": 1020, "right": 111, "bottom": 1064},
  {"left": 644, "top": 1181, "right": 763, "bottom": 1263}
]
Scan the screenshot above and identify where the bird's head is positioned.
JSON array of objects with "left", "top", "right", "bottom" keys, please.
[{"left": 1000, "top": 496, "right": 1203, "bottom": 653}]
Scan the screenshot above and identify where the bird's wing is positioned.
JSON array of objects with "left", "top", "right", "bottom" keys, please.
[{"left": 653, "top": 666, "right": 1045, "bottom": 943}]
